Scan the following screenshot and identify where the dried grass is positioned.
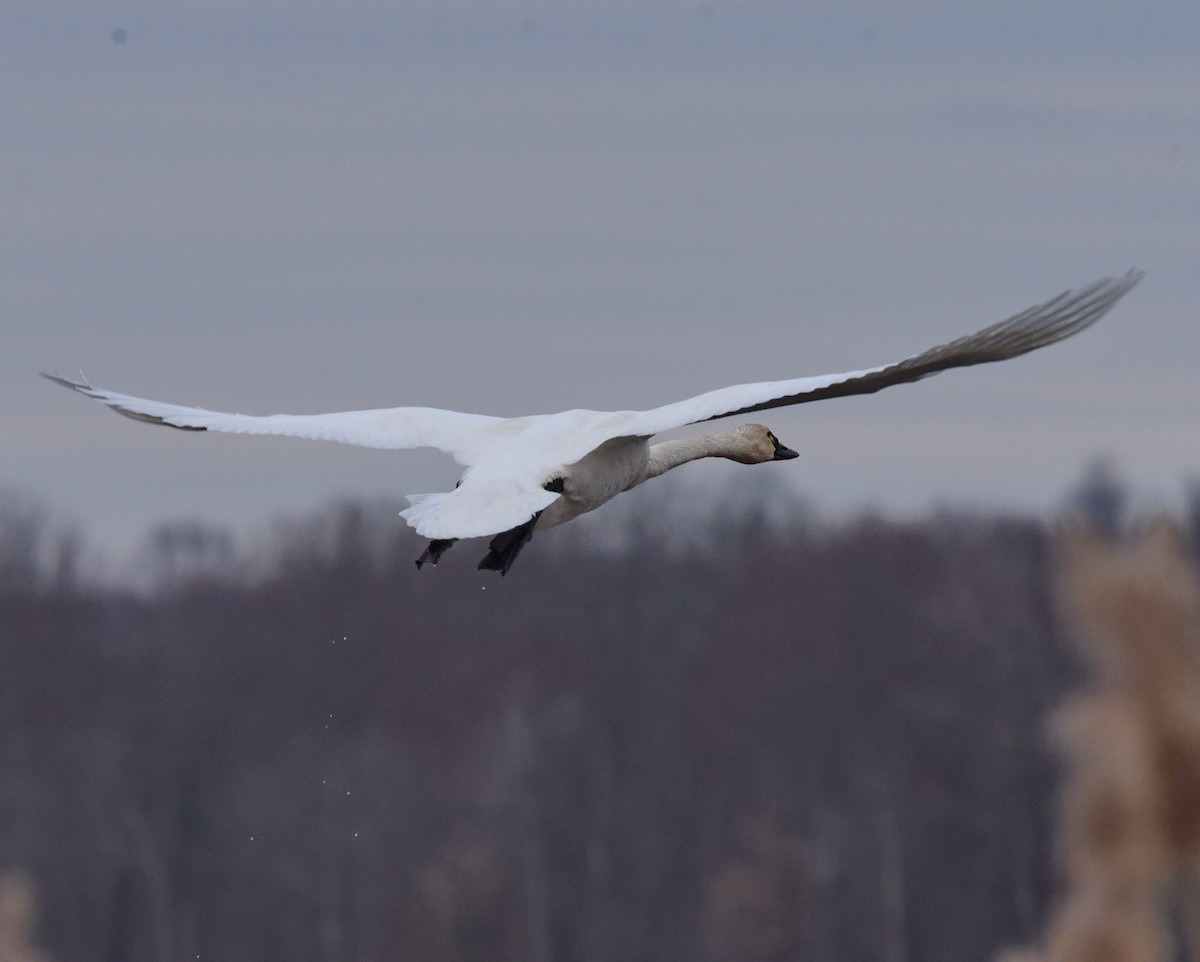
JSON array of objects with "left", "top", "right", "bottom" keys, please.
[
  {"left": 0, "top": 870, "right": 51, "bottom": 962},
  {"left": 1003, "top": 523, "right": 1200, "bottom": 962}
]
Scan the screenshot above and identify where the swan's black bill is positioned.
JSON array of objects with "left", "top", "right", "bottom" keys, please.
[{"left": 771, "top": 438, "right": 799, "bottom": 461}]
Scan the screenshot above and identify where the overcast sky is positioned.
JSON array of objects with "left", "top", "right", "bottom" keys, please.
[{"left": 7, "top": 0, "right": 1198, "bottom": 563}]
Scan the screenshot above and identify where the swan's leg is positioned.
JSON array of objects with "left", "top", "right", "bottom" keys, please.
[
  {"left": 415, "top": 538, "right": 457, "bottom": 569},
  {"left": 477, "top": 513, "right": 541, "bottom": 576}
]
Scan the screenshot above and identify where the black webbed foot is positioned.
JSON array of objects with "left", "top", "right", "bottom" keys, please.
[
  {"left": 477, "top": 513, "right": 542, "bottom": 576},
  {"left": 415, "top": 538, "right": 457, "bottom": 569}
]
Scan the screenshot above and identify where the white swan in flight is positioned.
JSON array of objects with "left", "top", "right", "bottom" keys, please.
[{"left": 44, "top": 271, "right": 1140, "bottom": 574}]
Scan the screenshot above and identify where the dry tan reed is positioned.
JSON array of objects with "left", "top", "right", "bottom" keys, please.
[
  {"left": 1002, "top": 523, "right": 1200, "bottom": 962},
  {"left": 0, "top": 870, "right": 51, "bottom": 962}
]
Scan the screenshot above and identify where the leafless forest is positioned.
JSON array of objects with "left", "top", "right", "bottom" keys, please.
[{"left": 2, "top": 474, "right": 1198, "bottom": 962}]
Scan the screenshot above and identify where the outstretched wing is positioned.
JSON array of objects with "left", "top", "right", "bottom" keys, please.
[
  {"left": 40, "top": 374, "right": 527, "bottom": 467},
  {"left": 625, "top": 271, "right": 1141, "bottom": 436}
]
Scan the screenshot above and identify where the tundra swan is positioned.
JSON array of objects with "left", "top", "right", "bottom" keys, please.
[{"left": 44, "top": 271, "right": 1140, "bottom": 574}]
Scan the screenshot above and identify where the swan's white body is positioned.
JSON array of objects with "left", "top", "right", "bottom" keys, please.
[{"left": 45, "top": 271, "right": 1141, "bottom": 572}]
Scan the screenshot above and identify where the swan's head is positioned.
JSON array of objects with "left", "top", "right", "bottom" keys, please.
[{"left": 724, "top": 423, "right": 800, "bottom": 465}]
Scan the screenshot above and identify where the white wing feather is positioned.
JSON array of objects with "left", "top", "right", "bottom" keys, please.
[{"left": 39, "top": 374, "right": 528, "bottom": 467}]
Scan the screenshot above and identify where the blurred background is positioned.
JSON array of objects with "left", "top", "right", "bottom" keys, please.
[
  {"left": 6, "top": 483, "right": 1200, "bottom": 961},
  {"left": 4, "top": 0, "right": 1200, "bottom": 959}
]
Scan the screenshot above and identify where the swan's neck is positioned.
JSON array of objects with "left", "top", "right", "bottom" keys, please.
[{"left": 643, "top": 434, "right": 728, "bottom": 481}]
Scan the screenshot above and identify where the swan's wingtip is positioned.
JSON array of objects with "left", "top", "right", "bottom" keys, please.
[
  {"left": 1093, "top": 268, "right": 1143, "bottom": 308},
  {"left": 40, "top": 371, "right": 87, "bottom": 391}
]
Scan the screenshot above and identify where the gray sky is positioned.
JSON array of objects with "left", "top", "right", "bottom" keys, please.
[{"left": 8, "top": 0, "right": 1198, "bottom": 564}]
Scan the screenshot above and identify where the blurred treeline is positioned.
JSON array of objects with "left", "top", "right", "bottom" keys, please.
[{"left": 1, "top": 475, "right": 1198, "bottom": 962}]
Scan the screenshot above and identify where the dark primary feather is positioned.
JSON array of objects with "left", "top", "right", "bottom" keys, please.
[
  {"left": 38, "top": 373, "right": 208, "bottom": 431},
  {"left": 703, "top": 270, "right": 1142, "bottom": 421}
]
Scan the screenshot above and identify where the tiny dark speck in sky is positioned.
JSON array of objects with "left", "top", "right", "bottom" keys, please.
[{"left": 111, "top": 27, "right": 128, "bottom": 44}]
